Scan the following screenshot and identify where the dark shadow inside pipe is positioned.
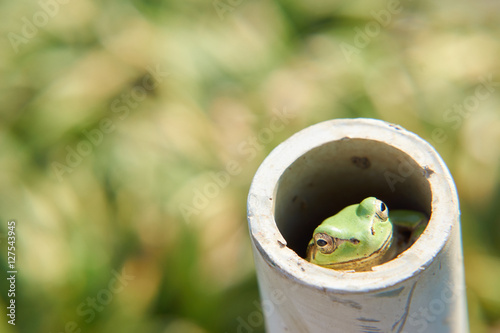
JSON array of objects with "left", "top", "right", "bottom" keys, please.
[{"left": 274, "top": 138, "right": 432, "bottom": 259}]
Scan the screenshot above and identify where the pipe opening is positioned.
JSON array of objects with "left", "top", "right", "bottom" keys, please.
[{"left": 274, "top": 138, "right": 432, "bottom": 262}]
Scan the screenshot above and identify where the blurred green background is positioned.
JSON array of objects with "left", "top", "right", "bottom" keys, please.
[{"left": 0, "top": 0, "right": 499, "bottom": 332}]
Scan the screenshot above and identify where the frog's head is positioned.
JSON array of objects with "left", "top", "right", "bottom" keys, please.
[{"left": 307, "top": 197, "right": 393, "bottom": 270}]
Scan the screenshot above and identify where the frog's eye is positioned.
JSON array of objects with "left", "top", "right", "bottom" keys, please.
[
  {"left": 314, "top": 233, "right": 337, "bottom": 254},
  {"left": 375, "top": 200, "right": 389, "bottom": 222},
  {"left": 316, "top": 239, "right": 328, "bottom": 247}
]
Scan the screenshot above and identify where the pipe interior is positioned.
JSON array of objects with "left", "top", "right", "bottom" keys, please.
[{"left": 274, "top": 138, "right": 432, "bottom": 259}]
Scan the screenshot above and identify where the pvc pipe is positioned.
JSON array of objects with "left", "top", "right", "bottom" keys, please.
[{"left": 247, "top": 119, "right": 468, "bottom": 333}]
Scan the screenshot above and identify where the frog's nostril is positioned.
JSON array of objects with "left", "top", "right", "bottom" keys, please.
[{"left": 349, "top": 238, "right": 360, "bottom": 245}]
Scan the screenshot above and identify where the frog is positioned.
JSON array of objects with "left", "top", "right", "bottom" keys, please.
[{"left": 306, "top": 197, "right": 427, "bottom": 271}]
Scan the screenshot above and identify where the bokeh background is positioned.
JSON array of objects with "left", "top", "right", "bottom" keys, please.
[{"left": 0, "top": 0, "right": 499, "bottom": 332}]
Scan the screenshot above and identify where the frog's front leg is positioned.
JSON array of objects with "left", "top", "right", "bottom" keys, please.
[{"left": 390, "top": 210, "right": 428, "bottom": 243}]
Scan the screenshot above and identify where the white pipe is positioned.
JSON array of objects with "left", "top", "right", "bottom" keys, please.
[{"left": 247, "top": 118, "right": 468, "bottom": 333}]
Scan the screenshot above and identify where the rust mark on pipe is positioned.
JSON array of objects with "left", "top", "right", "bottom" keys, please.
[
  {"left": 329, "top": 295, "right": 362, "bottom": 310},
  {"left": 361, "top": 324, "right": 382, "bottom": 332},
  {"left": 423, "top": 166, "right": 435, "bottom": 178},
  {"left": 392, "top": 281, "right": 418, "bottom": 332},
  {"left": 358, "top": 317, "right": 380, "bottom": 323},
  {"left": 374, "top": 286, "right": 404, "bottom": 298},
  {"left": 358, "top": 317, "right": 382, "bottom": 332},
  {"left": 351, "top": 156, "right": 371, "bottom": 169},
  {"left": 389, "top": 123, "right": 403, "bottom": 131}
]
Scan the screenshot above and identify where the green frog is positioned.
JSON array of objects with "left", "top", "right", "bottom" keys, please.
[{"left": 306, "top": 197, "right": 427, "bottom": 271}]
